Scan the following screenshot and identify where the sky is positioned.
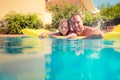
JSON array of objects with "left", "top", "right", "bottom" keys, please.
[{"left": 92, "top": 0, "right": 120, "bottom": 7}]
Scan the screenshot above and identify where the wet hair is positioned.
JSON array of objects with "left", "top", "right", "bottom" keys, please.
[
  {"left": 70, "top": 13, "right": 83, "bottom": 20},
  {"left": 106, "top": 20, "right": 115, "bottom": 26},
  {"left": 104, "top": 20, "right": 115, "bottom": 30},
  {"left": 113, "top": 17, "right": 120, "bottom": 25}
]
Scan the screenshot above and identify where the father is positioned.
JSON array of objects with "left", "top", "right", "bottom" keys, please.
[{"left": 70, "top": 13, "right": 103, "bottom": 39}]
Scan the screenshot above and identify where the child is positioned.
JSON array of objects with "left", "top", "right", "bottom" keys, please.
[
  {"left": 103, "top": 20, "right": 115, "bottom": 33},
  {"left": 39, "top": 19, "right": 76, "bottom": 38}
]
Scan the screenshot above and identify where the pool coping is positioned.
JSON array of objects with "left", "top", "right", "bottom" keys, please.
[{"left": 0, "top": 34, "right": 28, "bottom": 37}]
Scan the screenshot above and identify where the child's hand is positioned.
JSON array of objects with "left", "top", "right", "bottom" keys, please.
[
  {"left": 39, "top": 32, "right": 49, "bottom": 38},
  {"left": 66, "top": 33, "right": 77, "bottom": 38}
]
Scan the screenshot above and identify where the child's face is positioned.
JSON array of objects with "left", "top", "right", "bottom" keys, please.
[
  {"left": 59, "top": 21, "right": 69, "bottom": 36},
  {"left": 106, "top": 25, "right": 114, "bottom": 32}
]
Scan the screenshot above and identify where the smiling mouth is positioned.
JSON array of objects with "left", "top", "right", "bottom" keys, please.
[
  {"left": 76, "top": 31, "right": 82, "bottom": 35},
  {"left": 75, "top": 29, "right": 81, "bottom": 32}
]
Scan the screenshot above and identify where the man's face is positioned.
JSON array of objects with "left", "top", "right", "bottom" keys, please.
[{"left": 71, "top": 15, "right": 84, "bottom": 35}]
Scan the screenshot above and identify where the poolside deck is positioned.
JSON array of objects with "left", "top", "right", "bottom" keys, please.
[{"left": 0, "top": 34, "right": 27, "bottom": 37}]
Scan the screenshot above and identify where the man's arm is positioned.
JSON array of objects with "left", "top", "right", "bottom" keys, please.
[{"left": 84, "top": 28, "right": 104, "bottom": 39}]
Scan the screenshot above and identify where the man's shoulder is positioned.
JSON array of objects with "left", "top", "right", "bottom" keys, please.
[{"left": 84, "top": 26, "right": 95, "bottom": 30}]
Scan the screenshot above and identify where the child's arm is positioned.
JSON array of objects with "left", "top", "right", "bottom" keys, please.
[
  {"left": 65, "top": 32, "right": 77, "bottom": 39},
  {"left": 49, "top": 32, "right": 61, "bottom": 38},
  {"left": 39, "top": 31, "right": 60, "bottom": 38},
  {"left": 39, "top": 31, "right": 51, "bottom": 38}
]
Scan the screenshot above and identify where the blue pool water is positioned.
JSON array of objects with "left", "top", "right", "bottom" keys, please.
[{"left": 0, "top": 37, "right": 120, "bottom": 80}]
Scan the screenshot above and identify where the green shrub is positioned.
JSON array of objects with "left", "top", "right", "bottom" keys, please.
[
  {"left": 2, "top": 12, "right": 43, "bottom": 34},
  {"left": 83, "top": 12, "right": 102, "bottom": 27},
  {"left": 0, "top": 20, "right": 7, "bottom": 34},
  {"left": 100, "top": 3, "right": 120, "bottom": 20}
]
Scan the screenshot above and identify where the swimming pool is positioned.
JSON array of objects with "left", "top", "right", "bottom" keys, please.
[{"left": 0, "top": 37, "right": 120, "bottom": 80}]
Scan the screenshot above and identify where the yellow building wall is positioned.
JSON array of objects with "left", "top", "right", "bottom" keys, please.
[{"left": 0, "top": 0, "right": 45, "bottom": 23}]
